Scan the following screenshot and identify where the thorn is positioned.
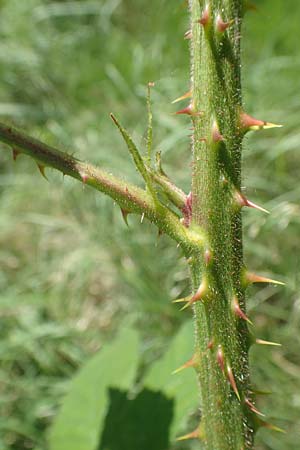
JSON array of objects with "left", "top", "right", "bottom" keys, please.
[
  {"left": 207, "top": 339, "right": 214, "bottom": 350},
  {"left": 227, "top": 365, "right": 240, "bottom": 400},
  {"left": 232, "top": 296, "right": 253, "bottom": 325},
  {"left": 245, "top": 198, "right": 270, "bottom": 214},
  {"left": 120, "top": 208, "right": 130, "bottom": 226},
  {"left": 172, "top": 354, "right": 198, "bottom": 374},
  {"left": 176, "top": 425, "right": 202, "bottom": 441},
  {"left": 245, "top": 398, "right": 265, "bottom": 417},
  {"left": 250, "top": 388, "right": 272, "bottom": 396},
  {"left": 184, "top": 29, "right": 192, "bottom": 40},
  {"left": 37, "top": 164, "right": 48, "bottom": 180},
  {"left": 212, "top": 121, "right": 225, "bottom": 143},
  {"left": 217, "top": 345, "right": 225, "bottom": 373},
  {"left": 258, "top": 419, "right": 286, "bottom": 434},
  {"left": 172, "top": 90, "right": 192, "bottom": 104},
  {"left": 173, "top": 279, "right": 207, "bottom": 310},
  {"left": 198, "top": 5, "right": 211, "bottom": 28},
  {"left": 216, "top": 15, "right": 234, "bottom": 33},
  {"left": 246, "top": 272, "right": 285, "bottom": 286},
  {"left": 182, "top": 191, "right": 193, "bottom": 227},
  {"left": 175, "top": 103, "right": 203, "bottom": 117},
  {"left": 204, "top": 248, "right": 212, "bottom": 265},
  {"left": 12, "top": 148, "right": 20, "bottom": 161},
  {"left": 234, "top": 191, "right": 269, "bottom": 214},
  {"left": 79, "top": 171, "right": 89, "bottom": 184},
  {"left": 240, "top": 111, "right": 282, "bottom": 132},
  {"left": 256, "top": 338, "right": 282, "bottom": 347}
]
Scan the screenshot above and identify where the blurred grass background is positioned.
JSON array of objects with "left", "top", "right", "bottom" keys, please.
[{"left": 0, "top": 0, "right": 299, "bottom": 449}]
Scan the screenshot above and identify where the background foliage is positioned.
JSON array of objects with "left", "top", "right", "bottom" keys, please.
[{"left": 0, "top": 1, "right": 299, "bottom": 449}]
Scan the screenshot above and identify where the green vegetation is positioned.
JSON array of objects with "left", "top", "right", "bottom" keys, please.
[{"left": 0, "top": 1, "right": 299, "bottom": 449}]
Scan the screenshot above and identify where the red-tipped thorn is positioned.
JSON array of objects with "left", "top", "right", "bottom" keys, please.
[
  {"left": 121, "top": 208, "right": 130, "bottom": 227},
  {"left": 240, "top": 111, "right": 282, "bottom": 131},
  {"left": 173, "top": 279, "right": 207, "bottom": 310},
  {"left": 12, "top": 148, "right": 20, "bottom": 161},
  {"left": 172, "top": 354, "right": 198, "bottom": 375},
  {"left": 246, "top": 272, "right": 285, "bottom": 286},
  {"left": 172, "top": 90, "right": 192, "bottom": 104},
  {"left": 232, "top": 296, "right": 253, "bottom": 325},
  {"left": 37, "top": 164, "right": 48, "bottom": 180},
  {"left": 175, "top": 103, "right": 203, "bottom": 117},
  {"left": 217, "top": 345, "right": 225, "bottom": 373},
  {"left": 246, "top": 198, "right": 270, "bottom": 214},
  {"left": 227, "top": 365, "right": 240, "bottom": 400},
  {"left": 198, "top": 5, "right": 211, "bottom": 27},
  {"left": 235, "top": 191, "right": 269, "bottom": 214},
  {"left": 212, "top": 121, "right": 225, "bottom": 143},
  {"left": 182, "top": 191, "right": 193, "bottom": 227},
  {"left": 245, "top": 398, "right": 265, "bottom": 417},
  {"left": 216, "top": 15, "right": 234, "bottom": 33},
  {"left": 176, "top": 426, "right": 203, "bottom": 441},
  {"left": 256, "top": 338, "right": 282, "bottom": 347}
]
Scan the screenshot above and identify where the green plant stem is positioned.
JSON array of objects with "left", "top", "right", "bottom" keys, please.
[
  {"left": 189, "top": 0, "right": 254, "bottom": 448},
  {"left": 0, "top": 122, "right": 202, "bottom": 253}
]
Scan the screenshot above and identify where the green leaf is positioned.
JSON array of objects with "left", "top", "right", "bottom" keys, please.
[
  {"left": 143, "top": 320, "right": 198, "bottom": 440},
  {"left": 99, "top": 387, "right": 173, "bottom": 450},
  {"left": 49, "top": 327, "right": 140, "bottom": 450}
]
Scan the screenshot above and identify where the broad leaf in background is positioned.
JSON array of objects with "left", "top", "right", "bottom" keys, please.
[
  {"left": 144, "top": 320, "right": 198, "bottom": 440},
  {"left": 99, "top": 387, "right": 174, "bottom": 450},
  {"left": 49, "top": 328, "right": 140, "bottom": 450}
]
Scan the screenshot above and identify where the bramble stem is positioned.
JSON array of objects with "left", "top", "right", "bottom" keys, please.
[
  {"left": 0, "top": 122, "right": 202, "bottom": 253},
  {"left": 188, "top": 0, "right": 254, "bottom": 448}
]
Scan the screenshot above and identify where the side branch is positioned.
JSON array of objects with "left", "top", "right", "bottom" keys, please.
[{"left": 0, "top": 122, "right": 202, "bottom": 253}]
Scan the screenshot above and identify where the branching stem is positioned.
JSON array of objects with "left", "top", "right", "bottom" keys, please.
[{"left": 0, "top": 122, "right": 203, "bottom": 254}]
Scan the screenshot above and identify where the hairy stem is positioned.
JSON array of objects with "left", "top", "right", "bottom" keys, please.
[
  {"left": 0, "top": 122, "right": 202, "bottom": 253},
  {"left": 188, "top": 0, "right": 254, "bottom": 448}
]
